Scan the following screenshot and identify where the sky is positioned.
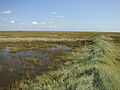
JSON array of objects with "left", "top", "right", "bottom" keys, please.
[{"left": 0, "top": 0, "right": 120, "bottom": 32}]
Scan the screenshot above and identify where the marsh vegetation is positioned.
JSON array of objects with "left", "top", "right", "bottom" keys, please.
[{"left": 0, "top": 31, "right": 120, "bottom": 90}]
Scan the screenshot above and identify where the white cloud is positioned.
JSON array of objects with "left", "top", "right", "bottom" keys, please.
[
  {"left": 11, "top": 20, "right": 15, "bottom": 23},
  {"left": 0, "top": 10, "right": 12, "bottom": 14},
  {"left": 49, "top": 25, "right": 58, "bottom": 28},
  {"left": 52, "top": 12, "right": 57, "bottom": 15},
  {"left": 51, "top": 12, "right": 64, "bottom": 18},
  {"left": 32, "top": 21, "right": 46, "bottom": 25},
  {"left": 32, "top": 21, "right": 39, "bottom": 25},
  {"left": 54, "top": 15, "right": 64, "bottom": 18}
]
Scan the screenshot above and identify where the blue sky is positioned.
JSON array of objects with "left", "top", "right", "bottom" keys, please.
[{"left": 0, "top": 0, "right": 120, "bottom": 32}]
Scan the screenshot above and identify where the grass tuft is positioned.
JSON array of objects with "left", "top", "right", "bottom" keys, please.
[{"left": 12, "top": 35, "right": 120, "bottom": 90}]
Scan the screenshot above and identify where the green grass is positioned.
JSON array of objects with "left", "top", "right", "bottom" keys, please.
[{"left": 13, "top": 35, "right": 120, "bottom": 90}]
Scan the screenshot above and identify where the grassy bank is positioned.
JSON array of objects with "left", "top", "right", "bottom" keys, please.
[{"left": 12, "top": 35, "right": 120, "bottom": 90}]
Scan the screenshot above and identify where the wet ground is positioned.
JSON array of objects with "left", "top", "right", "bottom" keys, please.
[
  {"left": 0, "top": 45, "right": 71, "bottom": 89},
  {"left": 48, "top": 45, "right": 72, "bottom": 50}
]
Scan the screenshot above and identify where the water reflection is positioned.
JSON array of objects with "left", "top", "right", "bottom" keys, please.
[
  {"left": 48, "top": 45, "right": 72, "bottom": 50},
  {"left": 0, "top": 45, "right": 71, "bottom": 89}
]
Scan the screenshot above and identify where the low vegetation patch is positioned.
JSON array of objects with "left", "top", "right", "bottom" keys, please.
[{"left": 13, "top": 35, "right": 120, "bottom": 90}]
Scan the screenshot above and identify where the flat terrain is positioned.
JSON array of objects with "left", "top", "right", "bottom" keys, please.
[
  {"left": 0, "top": 31, "right": 120, "bottom": 90},
  {"left": 0, "top": 31, "right": 120, "bottom": 38}
]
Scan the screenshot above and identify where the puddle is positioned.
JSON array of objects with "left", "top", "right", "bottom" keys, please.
[
  {"left": 0, "top": 45, "right": 71, "bottom": 89},
  {"left": 0, "top": 47, "right": 55, "bottom": 89},
  {"left": 3, "top": 46, "right": 19, "bottom": 52},
  {"left": 48, "top": 45, "right": 72, "bottom": 50},
  {"left": 0, "top": 47, "right": 51, "bottom": 63}
]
